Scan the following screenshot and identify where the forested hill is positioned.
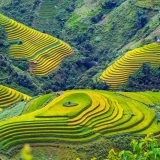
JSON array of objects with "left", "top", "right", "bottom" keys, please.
[{"left": 0, "top": 0, "right": 160, "bottom": 94}]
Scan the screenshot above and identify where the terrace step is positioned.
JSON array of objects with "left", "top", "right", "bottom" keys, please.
[{"left": 100, "top": 43, "right": 160, "bottom": 89}]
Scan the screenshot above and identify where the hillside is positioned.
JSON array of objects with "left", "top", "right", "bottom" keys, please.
[
  {"left": 0, "top": 26, "right": 43, "bottom": 96},
  {"left": 0, "top": 14, "right": 73, "bottom": 76},
  {"left": 1, "top": 0, "right": 160, "bottom": 159},
  {"left": 100, "top": 42, "right": 160, "bottom": 89},
  {"left": 0, "top": 0, "right": 159, "bottom": 92},
  {"left": 0, "top": 89, "right": 160, "bottom": 159},
  {"left": 135, "top": 0, "right": 160, "bottom": 10},
  {"left": 0, "top": 85, "right": 31, "bottom": 108},
  {"left": 120, "top": 62, "right": 160, "bottom": 91}
]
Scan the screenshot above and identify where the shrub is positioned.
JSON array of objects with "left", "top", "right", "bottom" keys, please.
[{"left": 107, "top": 134, "right": 160, "bottom": 160}]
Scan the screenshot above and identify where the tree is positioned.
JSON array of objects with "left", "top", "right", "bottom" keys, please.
[
  {"left": 91, "top": 79, "right": 110, "bottom": 90},
  {"left": 102, "top": 0, "right": 117, "bottom": 9},
  {"left": 136, "top": 11, "right": 148, "bottom": 29}
]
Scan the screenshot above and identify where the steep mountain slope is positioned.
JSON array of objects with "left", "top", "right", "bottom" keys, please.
[
  {"left": 0, "top": 54, "right": 43, "bottom": 96},
  {"left": 0, "top": 0, "right": 160, "bottom": 93}
]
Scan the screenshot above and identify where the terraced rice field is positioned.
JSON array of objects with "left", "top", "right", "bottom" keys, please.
[
  {"left": 0, "top": 85, "right": 31, "bottom": 108},
  {"left": 0, "top": 90, "right": 160, "bottom": 154},
  {"left": 0, "top": 14, "right": 73, "bottom": 76},
  {"left": 37, "top": 0, "right": 70, "bottom": 18},
  {"left": 38, "top": 0, "right": 55, "bottom": 18},
  {"left": 100, "top": 43, "right": 160, "bottom": 89}
]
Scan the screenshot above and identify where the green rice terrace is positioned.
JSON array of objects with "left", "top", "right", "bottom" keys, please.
[
  {"left": 0, "top": 86, "right": 160, "bottom": 158},
  {"left": 0, "top": 13, "right": 73, "bottom": 76},
  {"left": 100, "top": 42, "right": 160, "bottom": 89},
  {"left": 37, "top": 0, "right": 70, "bottom": 18}
]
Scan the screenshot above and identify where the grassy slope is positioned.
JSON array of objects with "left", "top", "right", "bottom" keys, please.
[
  {"left": 22, "top": 94, "right": 54, "bottom": 114},
  {"left": 0, "top": 54, "right": 42, "bottom": 96},
  {"left": 0, "top": 0, "right": 11, "bottom": 7}
]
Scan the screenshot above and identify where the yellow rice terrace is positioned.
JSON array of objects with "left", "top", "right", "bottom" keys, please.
[
  {"left": 0, "top": 88, "right": 160, "bottom": 155},
  {"left": 0, "top": 14, "right": 73, "bottom": 76},
  {"left": 100, "top": 43, "right": 160, "bottom": 89}
]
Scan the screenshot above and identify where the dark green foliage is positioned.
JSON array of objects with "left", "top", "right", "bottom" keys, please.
[
  {"left": 91, "top": 79, "right": 110, "bottom": 90},
  {"left": 33, "top": 0, "right": 41, "bottom": 10},
  {"left": 41, "top": 59, "right": 80, "bottom": 92},
  {"left": 120, "top": 63, "right": 160, "bottom": 91},
  {"left": 0, "top": 54, "right": 41, "bottom": 96},
  {"left": 101, "top": 0, "right": 126, "bottom": 9},
  {"left": 75, "top": 76, "right": 110, "bottom": 90},
  {"left": 136, "top": 11, "right": 148, "bottom": 29},
  {"left": 0, "top": 27, "right": 7, "bottom": 40},
  {"left": 108, "top": 134, "right": 160, "bottom": 160},
  {"left": 91, "top": 13, "right": 103, "bottom": 23},
  {"left": 12, "top": 60, "right": 29, "bottom": 71},
  {"left": 2, "top": 0, "right": 36, "bottom": 26},
  {"left": 102, "top": 0, "right": 117, "bottom": 9},
  {"left": 65, "top": 7, "right": 74, "bottom": 13}
]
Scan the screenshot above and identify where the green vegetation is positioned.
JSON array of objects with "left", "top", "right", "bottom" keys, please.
[
  {"left": 2, "top": 0, "right": 37, "bottom": 27},
  {"left": 108, "top": 134, "right": 160, "bottom": 160},
  {"left": 0, "top": 85, "right": 31, "bottom": 107},
  {"left": 22, "top": 94, "right": 54, "bottom": 114},
  {"left": 120, "top": 62, "right": 160, "bottom": 91},
  {"left": 0, "top": 25, "right": 42, "bottom": 96},
  {"left": 101, "top": 43, "right": 160, "bottom": 89},
  {"left": 0, "top": 101, "right": 27, "bottom": 121},
  {"left": 0, "top": 13, "right": 73, "bottom": 76},
  {"left": 68, "top": 13, "right": 81, "bottom": 29},
  {"left": 135, "top": 0, "right": 160, "bottom": 10},
  {"left": 0, "top": 89, "right": 159, "bottom": 159},
  {"left": 76, "top": 134, "right": 160, "bottom": 160},
  {"left": 12, "top": 134, "right": 144, "bottom": 160},
  {"left": 0, "top": 0, "right": 159, "bottom": 93},
  {"left": 38, "top": 93, "right": 91, "bottom": 117}
]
